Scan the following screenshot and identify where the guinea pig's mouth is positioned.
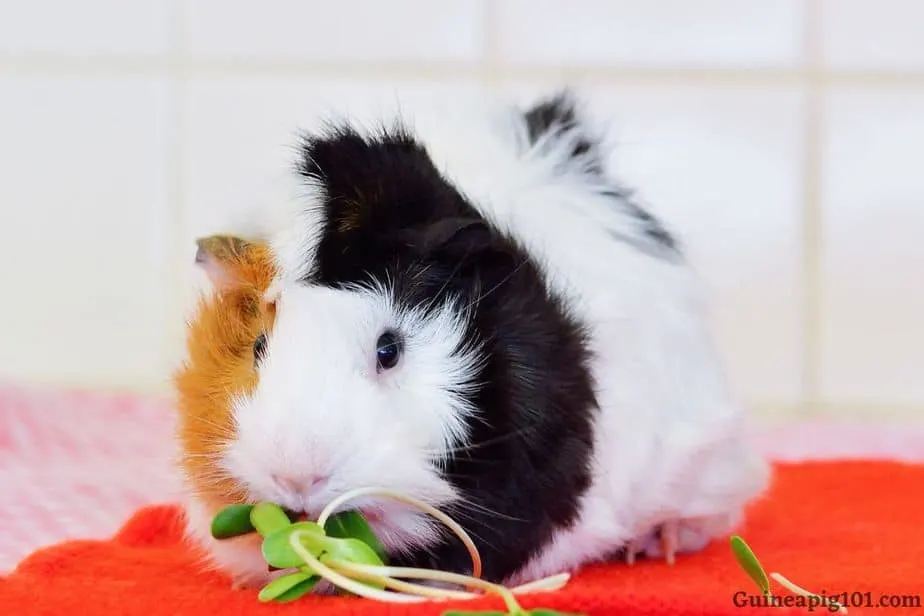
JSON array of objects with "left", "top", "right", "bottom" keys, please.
[
  {"left": 281, "top": 506, "right": 384, "bottom": 524},
  {"left": 282, "top": 507, "right": 307, "bottom": 522}
]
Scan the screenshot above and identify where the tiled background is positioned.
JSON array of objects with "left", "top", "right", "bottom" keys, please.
[{"left": 1, "top": 0, "right": 922, "bottom": 421}]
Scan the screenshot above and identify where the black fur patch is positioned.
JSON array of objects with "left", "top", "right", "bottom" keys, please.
[
  {"left": 523, "top": 91, "right": 604, "bottom": 174},
  {"left": 521, "top": 90, "right": 680, "bottom": 254},
  {"left": 294, "top": 116, "right": 599, "bottom": 582}
]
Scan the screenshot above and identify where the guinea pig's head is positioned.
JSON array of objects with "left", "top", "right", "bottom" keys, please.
[{"left": 174, "top": 148, "right": 500, "bottom": 552}]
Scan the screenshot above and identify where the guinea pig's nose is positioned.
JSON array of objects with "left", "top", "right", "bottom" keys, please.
[{"left": 271, "top": 473, "right": 327, "bottom": 496}]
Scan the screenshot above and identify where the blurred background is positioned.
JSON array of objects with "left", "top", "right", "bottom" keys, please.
[
  {"left": 0, "top": 0, "right": 923, "bottom": 570},
  {"left": 3, "top": 0, "right": 924, "bottom": 420}
]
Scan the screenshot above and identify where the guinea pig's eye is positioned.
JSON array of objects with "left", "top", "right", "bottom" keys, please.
[
  {"left": 375, "top": 331, "right": 402, "bottom": 372},
  {"left": 253, "top": 332, "right": 268, "bottom": 364}
]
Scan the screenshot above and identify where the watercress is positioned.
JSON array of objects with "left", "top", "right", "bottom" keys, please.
[{"left": 209, "top": 487, "right": 581, "bottom": 616}]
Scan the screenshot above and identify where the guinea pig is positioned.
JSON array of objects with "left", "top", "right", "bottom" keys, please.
[{"left": 173, "top": 90, "right": 771, "bottom": 591}]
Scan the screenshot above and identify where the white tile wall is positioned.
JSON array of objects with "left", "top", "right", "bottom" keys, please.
[
  {"left": 0, "top": 75, "right": 173, "bottom": 389},
  {"left": 1, "top": 1, "right": 922, "bottom": 417},
  {"left": 0, "top": 0, "right": 172, "bottom": 58},
  {"left": 185, "top": 0, "right": 486, "bottom": 64},
  {"left": 820, "top": 0, "right": 924, "bottom": 71},
  {"left": 496, "top": 0, "right": 805, "bottom": 68},
  {"left": 820, "top": 88, "right": 924, "bottom": 405}
]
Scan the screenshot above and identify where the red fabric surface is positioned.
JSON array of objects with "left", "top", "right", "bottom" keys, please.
[{"left": 1, "top": 460, "right": 921, "bottom": 615}]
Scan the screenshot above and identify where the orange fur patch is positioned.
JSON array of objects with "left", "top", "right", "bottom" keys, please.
[{"left": 173, "top": 241, "right": 277, "bottom": 508}]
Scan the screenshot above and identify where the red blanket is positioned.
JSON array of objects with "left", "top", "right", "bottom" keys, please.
[{"left": 2, "top": 460, "right": 921, "bottom": 615}]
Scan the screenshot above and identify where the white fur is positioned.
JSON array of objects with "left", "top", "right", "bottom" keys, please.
[{"left": 184, "top": 93, "right": 770, "bottom": 586}]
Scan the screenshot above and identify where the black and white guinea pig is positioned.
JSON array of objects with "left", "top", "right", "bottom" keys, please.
[{"left": 175, "top": 89, "right": 771, "bottom": 590}]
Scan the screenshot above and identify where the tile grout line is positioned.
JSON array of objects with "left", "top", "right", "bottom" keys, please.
[
  {"left": 4, "top": 55, "right": 924, "bottom": 87},
  {"left": 801, "top": 0, "right": 825, "bottom": 414}
]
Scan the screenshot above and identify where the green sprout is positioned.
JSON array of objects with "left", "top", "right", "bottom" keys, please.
[
  {"left": 729, "top": 535, "right": 847, "bottom": 615},
  {"left": 210, "top": 487, "right": 582, "bottom": 616},
  {"left": 729, "top": 535, "right": 771, "bottom": 598},
  {"left": 209, "top": 503, "right": 256, "bottom": 539}
]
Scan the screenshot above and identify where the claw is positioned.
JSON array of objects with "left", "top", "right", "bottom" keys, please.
[
  {"left": 625, "top": 538, "right": 638, "bottom": 565},
  {"left": 660, "top": 520, "right": 679, "bottom": 566},
  {"left": 230, "top": 573, "right": 260, "bottom": 591},
  {"left": 230, "top": 567, "right": 282, "bottom": 591}
]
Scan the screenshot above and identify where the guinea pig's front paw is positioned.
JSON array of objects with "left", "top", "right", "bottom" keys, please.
[
  {"left": 311, "top": 579, "right": 340, "bottom": 596},
  {"left": 230, "top": 569, "right": 273, "bottom": 591},
  {"left": 231, "top": 567, "right": 308, "bottom": 591},
  {"left": 231, "top": 570, "right": 343, "bottom": 595}
]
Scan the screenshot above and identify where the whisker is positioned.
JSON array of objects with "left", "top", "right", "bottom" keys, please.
[
  {"left": 446, "top": 498, "right": 529, "bottom": 524},
  {"left": 428, "top": 510, "right": 499, "bottom": 553},
  {"left": 179, "top": 452, "right": 226, "bottom": 460},
  {"left": 180, "top": 427, "right": 234, "bottom": 440},
  {"left": 179, "top": 435, "right": 233, "bottom": 451},
  {"left": 422, "top": 245, "right": 474, "bottom": 315},
  {"left": 185, "top": 468, "right": 233, "bottom": 480},
  {"left": 185, "top": 414, "right": 235, "bottom": 435},
  {"left": 463, "top": 258, "right": 529, "bottom": 312},
  {"left": 412, "top": 262, "right": 434, "bottom": 284},
  {"left": 425, "top": 424, "right": 540, "bottom": 458}
]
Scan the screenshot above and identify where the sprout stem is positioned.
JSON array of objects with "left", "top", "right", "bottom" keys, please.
[
  {"left": 317, "top": 486, "right": 482, "bottom": 580},
  {"left": 289, "top": 531, "right": 543, "bottom": 613},
  {"left": 329, "top": 559, "right": 568, "bottom": 598},
  {"left": 324, "top": 560, "right": 477, "bottom": 600},
  {"left": 769, "top": 572, "right": 848, "bottom": 615},
  {"left": 509, "top": 572, "right": 571, "bottom": 594},
  {"left": 288, "top": 531, "right": 424, "bottom": 603},
  {"left": 329, "top": 561, "right": 523, "bottom": 613}
]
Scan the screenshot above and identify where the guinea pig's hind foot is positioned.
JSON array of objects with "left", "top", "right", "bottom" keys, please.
[
  {"left": 654, "top": 520, "right": 688, "bottom": 565},
  {"left": 624, "top": 518, "right": 714, "bottom": 566},
  {"left": 622, "top": 527, "right": 659, "bottom": 566}
]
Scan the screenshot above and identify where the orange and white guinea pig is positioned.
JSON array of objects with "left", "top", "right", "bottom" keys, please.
[{"left": 172, "top": 90, "right": 770, "bottom": 593}]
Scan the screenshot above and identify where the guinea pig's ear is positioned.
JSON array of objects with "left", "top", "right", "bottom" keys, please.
[
  {"left": 194, "top": 234, "right": 252, "bottom": 291},
  {"left": 411, "top": 217, "right": 517, "bottom": 273},
  {"left": 412, "top": 217, "right": 494, "bottom": 256}
]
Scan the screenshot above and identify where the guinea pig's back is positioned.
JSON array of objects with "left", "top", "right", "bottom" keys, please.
[{"left": 411, "top": 92, "right": 763, "bottom": 521}]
